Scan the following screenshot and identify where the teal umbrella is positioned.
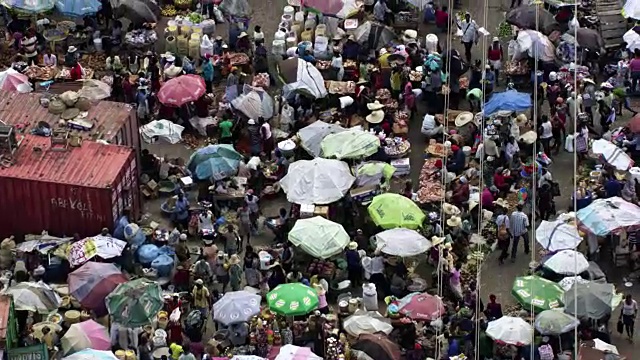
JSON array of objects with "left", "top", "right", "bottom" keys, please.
[
  {"left": 1, "top": 0, "right": 55, "bottom": 13},
  {"left": 105, "top": 279, "right": 163, "bottom": 327},
  {"left": 187, "top": 144, "right": 243, "bottom": 181}
]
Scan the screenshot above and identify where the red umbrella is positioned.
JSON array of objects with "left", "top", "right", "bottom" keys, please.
[
  {"left": 157, "top": 74, "right": 206, "bottom": 107},
  {"left": 629, "top": 114, "right": 640, "bottom": 133},
  {"left": 398, "top": 293, "right": 446, "bottom": 321}
]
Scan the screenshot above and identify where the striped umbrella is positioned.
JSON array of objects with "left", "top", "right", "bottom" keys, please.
[
  {"left": 3, "top": 282, "right": 61, "bottom": 314},
  {"left": 68, "top": 263, "right": 127, "bottom": 312}
]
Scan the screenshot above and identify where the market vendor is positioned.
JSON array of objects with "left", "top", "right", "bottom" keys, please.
[
  {"left": 342, "top": 35, "right": 360, "bottom": 60},
  {"left": 330, "top": 48, "right": 344, "bottom": 81},
  {"left": 21, "top": 29, "right": 38, "bottom": 66},
  {"left": 64, "top": 46, "right": 79, "bottom": 67},
  {"left": 446, "top": 144, "right": 465, "bottom": 174},
  {"left": 42, "top": 48, "right": 57, "bottom": 67},
  {"left": 493, "top": 168, "right": 513, "bottom": 196},
  {"left": 236, "top": 32, "right": 251, "bottom": 56},
  {"left": 212, "top": 36, "right": 226, "bottom": 56}
]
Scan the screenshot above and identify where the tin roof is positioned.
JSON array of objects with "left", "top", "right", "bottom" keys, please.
[
  {"left": 0, "top": 135, "right": 134, "bottom": 188},
  {"left": 0, "top": 90, "right": 134, "bottom": 142}
]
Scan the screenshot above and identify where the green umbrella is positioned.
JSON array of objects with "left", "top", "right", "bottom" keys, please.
[
  {"left": 512, "top": 275, "right": 564, "bottom": 313},
  {"left": 288, "top": 216, "right": 350, "bottom": 259},
  {"left": 105, "top": 279, "right": 164, "bottom": 327},
  {"left": 267, "top": 283, "right": 319, "bottom": 316},
  {"left": 367, "top": 193, "right": 426, "bottom": 230},
  {"left": 320, "top": 129, "right": 380, "bottom": 159}
]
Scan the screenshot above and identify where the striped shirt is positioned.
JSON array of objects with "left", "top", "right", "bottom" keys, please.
[
  {"left": 495, "top": 214, "right": 510, "bottom": 230},
  {"left": 509, "top": 211, "right": 529, "bottom": 237}
]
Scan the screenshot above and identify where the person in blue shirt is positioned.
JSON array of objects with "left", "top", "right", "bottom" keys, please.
[
  {"left": 447, "top": 144, "right": 466, "bottom": 174},
  {"left": 172, "top": 192, "right": 190, "bottom": 228},
  {"left": 342, "top": 35, "right": 360, "bottom": 60},
  {"left": 202, "top": 54, "right": 214, "bottom": 94},
  {"left": 484, "top": 64, "right": 495, "bottom": 94},
  {"left": 446, "top": 333, "right": 459, "bottom": 358},
  {"left": 113, "top": 207, "right": 131, "bottom": 240},
  {"left": 345, "top": 242, "right": 362, "bottom": 287},
  {"left": 604, "top": 174, "right": 622, "bottom": 198}
]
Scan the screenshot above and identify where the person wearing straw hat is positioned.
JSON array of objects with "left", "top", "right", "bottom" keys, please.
[
  {"left": 346, "top": 242, "right": 362, "bottom": 288},
  {"left": 366, "top": 110, "right": 385, "bottom": 124},
  {"left": 192, "top": 279, "right": 210, "bottom": 318},
  {"left": 228, "top": 254, "right": 243, "bottom": 291},
  {"left": 236, "top": 32, "right": 251, "bottom": 56}
]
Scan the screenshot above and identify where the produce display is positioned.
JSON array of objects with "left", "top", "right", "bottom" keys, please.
[
  {"left": 504, "top": 60, "right": 530, "bottom": 75},
  {"left": 497, "top": 21, "right": 514, "bottom": 38},
  {"left": 409, "top": 70, "right": 423, "bottom": 82},
  {"left": 394, "top": 110, "right": 409, "bottom": 128},
  {"left": 376, "top": 88, "right": 391, "bottom": 101},
  {"left": 385, "top": 100, "right": 399, "bottom": 110},
  {"left": 307, "top": 259, "right": 336, "bottom": 278},
  {"left": 229, "top": 52, "right": 250, "bottom": 65},
  {"left": 187, "top": 12, "right": 203, "bottom": 24},
  {"left": 480, "top": 220, "right": 498, "bottom": 245},
  {"left": 125, "top": 29, "right": 158, "bottom": 46},
  {"left": 161, "top": 5, "right": 177, "bottom": 17},
  {"left": 325, "top": 81, "right": 356, "bottom": 94},
  {"left": 252, "top": 73, "right": 270, "bottom": 88},
  {"left": 417, "top": 159, "right": 445, "bottom": 203},
  {"left": 316, "top": 60, "right": 331, "bottom": 70},
  {"left": 84, "top": 53, "right": 107, "bottom": 72},
  {"left": 23, "top": 65, "right": 57, "bottom": 80},
  {"left": 426, "top": 143, "right": 449, "bottom": 157},
  {"left": 383, "top": 137, "right": 410, "bottom": 157},
  {"left": 174, "top": 0, "right": 192, "bottom": 9},
  {"left": 343, "top": 59, "right": 357, "bottom": 68}
]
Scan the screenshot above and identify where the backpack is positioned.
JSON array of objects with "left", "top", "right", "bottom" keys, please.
[{"left": 497, "top": 216, "right": 509, "bottom": 240}]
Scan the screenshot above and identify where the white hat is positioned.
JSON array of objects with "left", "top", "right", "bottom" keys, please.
[
  {"left": 164, "top": 65, "right": 182, "bottom": 78},
  {"left": 454, "top": 111, "right": 474, "bottom": 127},
  {"left": 333, "top": 34, "right": 343, "bottom": 41},
  {"left": 222, "top": 44, "right": 229, "bottom": 49},
  {"left": 366, "top": 110, "right": 385, "bottom": 124},
  {"left": 348, "top": 242, "right": 358, "bottom": 250},
  {"left": 195, "top": 279, "right": 204, "bottom": 285},
  {"left": 549, "top": 72, "right": 557, "bottom": 81},
  {"left": 179, "top": 233, "right": 188, "bottom": 241},
  {"left": 431, "top": 236, "right": 445, "bottom": 246},
  {"left": 68, "top": 46, "right": 77, "bottom": 53},
  {"left": 404, "top": 29, "right": 418, "bottom": 39},
  {"left": 494, "top": 198, "right": 509, "bottom": 208},
  {"left": 165, "top": 55, "right": 176, "bottom": 62},
  {"left": 239, "top": 32, "right": 248, "bottom": 38},
  {"left": 447, "top": 216, "right": 462, "bottom": 228},
  {"left": 229, "top": 254, "right": 241, "bottom": 265},
  {"left": 248, "top": 119, "right": 256, "bottom": 125},
  {"left": 515, "top": 113, "right": 528, "bottom": 126},
  {"left": 367, "top": 100, "right": 385, "bottom": 111},
  {"left": 379, "top": 48, "right": 388, "bottom": 55},
  {"left": 487, "top": 156, "right": 495, "bottom": 162},
  {"left": 519, "top": 131, "right": 537, "bottom": 144},
  {"left": 443, "top": 203, "right": 461, "bottom": 216},
  {"left": 493, "top": 36, "right": 499, "bottom": 42}
]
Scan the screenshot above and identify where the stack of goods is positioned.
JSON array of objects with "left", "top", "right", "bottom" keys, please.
[
  {"left": 324, "top": 81, "right": 356, "bottom": 94},
  {"left": 307, "top": 259, "right": 336, "bottom": 279},
  {"left": 343, "top": 59, "right": 357, "bottom": 69},
  {"left": 393, "top": 111, "right": 409, "bottom": 135},
  {"left": 252, "top": 73, "right": 270, "bottom": 88},
  {"left": 416, "top": 158, "right": 445, "bottom": 203},
  {"left": 229, "top": 53, "right": 250, "bottom": 66},
  {"left": 125, "top": 29, "right": 158, "bottom": 47},
  {"left": 23, "top": 65, "right": 58, "bottom": 80},
  {"left": 504, "top": 60, "right": 530, "bottom": 76},
  {"left": 83, "top": 53, "right": 108, "bottom": 72},
  {"left": 480, "top": 220, "right": 497, "bottom": 245},
  {"left": 383, "top": 137, "right": 410, "bottom": 158},
  {"left": 391, "top": 158, "right": 410, "bottom": 177},
  {"left": 409, "top": 69, "right": 423, "bottom": 82},
  {"left": 375, "top": 88, "right": 392, "bottom": 104}
]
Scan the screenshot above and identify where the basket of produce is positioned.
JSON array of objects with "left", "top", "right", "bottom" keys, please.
[
  {"left": 316, "top": 60, "right": 331, "bottom": 70},
  {"left": 57, "top": 21, "right": 77, "bottom": 33},
  {"left": 385, "top": 100, "right": 399, "bottom": 110},
  {"left": 325, "top": 81, "right": 356, "bottom": 94},
  {"left": 375, "top": 88, "right": 391, "bottom": 101},
  {"left": 426, "top": 143, "right": 449, "bottom": 157},
  {"left": 504, "top": 60, "right": 530, "bottom": 76},
  {"left": 383, "top": 137, "right": 410, "bottom": 158},
  {"left": 228, "top": 52, "right": 250, "bottom": 66},
  {"left": 409, "top": 70, "right": 423, "bottom": 82},
  {"left": 125, "top": 29, "right": 158, "bottom": 47},
  {"left": 174, "top": 0, "right": 192, "bottom": 9},
  {"left": 24, "top": 65, "right": 57, "bottom": 80},
  {"left": 343, "top": 59, "right": 357, "bottom": 69},
  {"left": 161, "top": 5, "right": 177, "bottom": 16},
  {"left": 186, "top": 12, "right": 203, "bottom": 24},
  {"left": 416, "top": 182, "right": 444, "bottom": 203}
]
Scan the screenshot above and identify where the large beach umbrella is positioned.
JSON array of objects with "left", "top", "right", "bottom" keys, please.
[
  {"left": 68, "top": 262, "right": 128, "bottom": 311},
  {"left": 267, "top": 283, "right": 319, "bottom": 316},
  {"left": 536, "top": 219, "right": 583, "bottom": 251},
  {"left": 55, "top": 0, "right": 101, "bottom": 17},
  {"left": 505, "top": 6, "right": 559, "bottom": 35},
  {"left": 576, "top": 197, "right": 640, "bottom": 236},
  {"left": 374, "top": 228, "right": 432, "bottom": 257},
  {"left": 280, "top": 158, "right": 355, "bottom": 205},
  {"left": 321, "top": 129, "right": 380, "bottom": 159},
  {"left": 277, "top": 58, "right": 328, "bottom": 99},
  {"left": 288, "top": 216, "right": 350, "bottom": 259},
  {"left": 0, "top": 68, "right": 32, "bottom": 93},
  {"left": 1, "top": 0, "right": 55, "bottom": 13},
  {"left": 213, "top": 290, "right": 261, "bottom": 326},
  {"left": 298, "top": 121, "right": 346, "bottom": 157},
  {"left": 61, "top": 320, "right": 110, "bottom": 355},
  {"left": 543, "top": 250, "right": 589, "bottom": 275},
  {"left": 67, "top": 235, "right": 127, "bottom": 267},
  {"left": 592, "top": 140, "right": 632, "bottom": 171},
  {"left": 511, "top": 275, "right": 564, "bottom": 312},
  {"left": 534, "top": 309, "right": 579, "bottom": 335},
  {"left": 186, "top": 144, "right": 244, "bottom": 181},
  {"left": 3, "top": 282, "right": 61, "bottom": 314},
  {"left": 343, "top": 312, "right": 393, "bottom": 337},
  {"left": 563, "top": 282, "right": 622, "bottom": 319},
  {"left": 157, "top": 74, "right": 206, "bottom": 107},
  {"left": 109, "top": 0, "right": 160, "bottom": 23},
  {"left": 351, "top": 333, "right": 401, "bottom": 360},
  {"left": 486, "top": 316, "right": 534, "bottom": 346},
  {"left": 63, "top": 349, "right": 120, "bottom": 360},
  {"left": 105, "top": 278, "right": 164, "bottom": 327},
  {"left": 353, "top": 21, "right": 396, "bottom": 50},
  {"left": 368, "top": 193, "right": 426, "bottom": 230},
  {"left": 397, "top": 293, "right": 445, "bottom": 320}
]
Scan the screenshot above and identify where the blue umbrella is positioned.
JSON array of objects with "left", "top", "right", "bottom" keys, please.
[
  {"left": 55, "top": 0, "right": 101, "bottom": 17},
  {"left": 187, "top": 144, "right": 243, "bottom": 181},
  {"left": 483, "top": 90, "right": 532, "bottom": 116},
  {"left": 2, "top": 0, "right": 55, "bottom": 13}
]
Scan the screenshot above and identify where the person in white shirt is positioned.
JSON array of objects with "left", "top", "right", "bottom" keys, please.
[
  {"left": 509, "top": 204, "right": 529, "bottom": 261},
  {"left": 421, "top": 113, "right": 444, "bottom": 137},
  {"left": 459, "top": 13, "right": 477, "bottom": 62},
  {"left": 539, "top": 115, "right": 554, "bottom": 154},
  {"left": 538, "top": 168, "right": 553, "bottom": 189},
  {"left": 22, "top": 30, "right": 38, "bottom": 65},
  {"left": 621, "top": 294, "right": 638, "bottom": 340},
  {"left": 330, "top": 48, "right": 344, "bottom": 81},
  {"left": 43, "top": 48, "right": 57, "bottom": 67}
]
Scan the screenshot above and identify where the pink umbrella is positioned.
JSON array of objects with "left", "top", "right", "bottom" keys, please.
[
  {"left": 157, "top": 74, "right": 206, "bottom": 107},
  {"left": 398, "top": 293, "right": 446, "bottom": 321},
  {"left": 0, "top": 68, "right": 32, "bottom": 93},
  {"left": 302, "top": 0, "right": 344, "bottom": 16},
  {"left": 61, "top": 320, "right": 111, "bottom": 355},
  {"left": 68, "top": 262, "right": 128, "bottom": 312}
]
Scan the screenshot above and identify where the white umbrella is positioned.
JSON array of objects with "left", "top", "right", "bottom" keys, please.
[
  {"left": 3, "top": 282, "right": 62, "bottom": 314},
  {"left": 486, "top": 316, "right": 534, "bottom": 346},
  {"left": 279, "top": 158, "right": 355, "bottom": 204},
  {"left": 231, "top": 87, "right": 274, "bottom": 120},
  {"left": 592, "top": 139, "right": 632, "bottom": 171},
  {"left": 625, "top": 28, "right": 640, "bottom": 51},
  {"left": 374, "top": 228, "right": 432, "bottom": 257},
  {"left": 536, "top": 219, "right": 583, "bottom": 251},
  {"left": 623, "top": 0, "right": 640, "bottom": 19},
  {"left": 344, "top": 311, "right": 393, "bottom": 336},
  {"left": 275, "top": 345, "right": 322, "bottom": 360},
  {"left": 543, "top": 250, "right": 589, "bottom": 275},
  {"left": 298, "top": 121, "right": 346, "bottom": 157},
  {"left": 67, "top": 235, "right": 127, "bottom": 267},
  {"left": 576, "top": 197, "right": 640, "bottom": 236},
  {"left": 140, "top": 120, "right": 185, "bottom": 144},
  {"left": 592, "top": 338, "right": 619, "bottom": 355},
  {"left": 558, "top": 276, "right": 590, "bottom": 291},
  {"left": 288, "top": 217, "right": 350, "bottom": 259},
  {"left": 212, "top": 290, "right": 261, "bottom": 326}
]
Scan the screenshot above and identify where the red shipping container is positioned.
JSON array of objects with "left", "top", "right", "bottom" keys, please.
[
  {"left": 0, "top": 135, "right": 140, "bottom": 239},
  {"left": 0, "top": 90, "right": 140, "bottom": 149}
]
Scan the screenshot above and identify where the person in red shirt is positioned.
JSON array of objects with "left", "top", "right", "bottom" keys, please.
[
  {"left": 435, "top": 6, "right": 449, "bottom": 32},
  {"left": 69, "top": 62, "right": 84, "bottom": 81},
  {"left": 493, "top": 168, "right": 512, "bottom": 196},
  {"left": 487, "top": 37, "right": 503, "bottom": 85}
]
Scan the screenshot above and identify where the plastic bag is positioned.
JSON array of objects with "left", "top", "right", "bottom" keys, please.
[
  {"left": 213, "top": 6, "right": 225, "bottom": 23},
  {"left": 280, "top": 103, "right": 294, "bottom": 130},
  {"left": 200, "top": 35, "right": 213, "bottom": 58},
  {"left": 565, "top": 134, "right": 574, "bottom": 152},
  {"left": 170, "top": 307, "right": 181, "bottom": 322},
  {"left": 137, "top": 244, "right": 160, "bottom": 265}
]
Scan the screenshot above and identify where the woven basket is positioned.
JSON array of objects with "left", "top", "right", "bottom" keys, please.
[{"left": 48, "top": 99, "right": 66, "bottom": 114}]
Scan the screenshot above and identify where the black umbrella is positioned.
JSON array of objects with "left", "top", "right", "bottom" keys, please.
[
  {"left": 353, "top": 21, "right": 396, "bottom": 50},
  {"left": 110, "top": 0, "right": 160, "bottom": 24},
  {"left": 351, "top": 333, "right": 401, "bottom": 360},
  {"left": 219, "top": 0, "right": 252, "bottom": 18},
  {"left": 506, "top": 6, "right": 560, "bottom": 35}
]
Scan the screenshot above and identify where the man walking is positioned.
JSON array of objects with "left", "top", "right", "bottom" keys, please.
[{"left": 509, "top": 203, "right": 530, "bottom": 262}]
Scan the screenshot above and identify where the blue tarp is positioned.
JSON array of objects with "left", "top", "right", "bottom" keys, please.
[
  {"left": 483, "top": 90, "right": 532, "bottom": 116},
  {"left": 137, "top": 244, "right": 159, "bottom": 265}
]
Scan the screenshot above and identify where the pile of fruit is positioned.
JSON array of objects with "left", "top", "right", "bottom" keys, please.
[
  {"left": 187, "top": 12, "right": 203, "bottom": 24},
  {"left": 174, "top": 0, "right": 192, "bottom": 9},
  {"left": 307, "top": 259, "right": 336, "bottom": 277},
  {"left": 480, "top": 220, "right": 497, "bottom": 245},
  {"left": 161, "top": 5, "right": 177, "bottom": 16}
]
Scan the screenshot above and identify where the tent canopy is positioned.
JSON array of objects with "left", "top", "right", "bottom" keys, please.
[
  {"left": 484, "top": 90, "right": 532, "bottom": 116},
  {"left": 231, "top": 85, "right": 274, "bottom": 120},
  {"left": 353, "top": 21, "right": 396, "bottom": 50},
  {"left": 278, "top": 58, "right": 328, "bottom": 99}
]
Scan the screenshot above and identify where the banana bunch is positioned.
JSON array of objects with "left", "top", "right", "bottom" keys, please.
[{"left": 161, "top": 5, "right": 177, "bottom": 16}]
